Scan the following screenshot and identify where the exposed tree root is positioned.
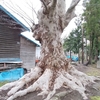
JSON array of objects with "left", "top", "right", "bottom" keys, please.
[{"left": 0, "top": 65, "right": 99, "bottom": 100}]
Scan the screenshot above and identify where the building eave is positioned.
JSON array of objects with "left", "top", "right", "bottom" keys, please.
[{"left": 20, "top": 33, "right": 41, "bottom": 47}]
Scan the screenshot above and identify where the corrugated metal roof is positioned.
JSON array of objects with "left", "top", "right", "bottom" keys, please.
[
  {"left": 0, "top": 5, "right": 29, "bottom": 31},
  {"left": 21, "top": 32, "right": 41, "bottom": 47}
]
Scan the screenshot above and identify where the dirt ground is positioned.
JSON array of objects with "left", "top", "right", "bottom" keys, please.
[{"left": 0, "top": 64, "right": 100, "bottom": 100}]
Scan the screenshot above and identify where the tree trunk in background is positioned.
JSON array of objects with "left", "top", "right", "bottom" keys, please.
[
  {"left": 89, "top": 34, "right": 92, "bottom": 64},
  {"left": 78, "top": 48, "right": 80, "bottom": 64},
  {"left": 81, "top": 25, "right": 84, "bottom": 64},
  {"left": 89, "top": 33, "right": 94, "bottom": 64},
  {"left": 69, "top": 50, "right": 72, "bottom": 61},
  {"left": 86, "top": 38, "right": 88, "bottom": 61},
  {"left": 95, "top": 37, "right": 99, "bottom": 62}
]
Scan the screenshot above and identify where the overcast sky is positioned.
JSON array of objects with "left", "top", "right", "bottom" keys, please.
[{"left": 0, "top": 0, "right": 84, "bottom": 39}]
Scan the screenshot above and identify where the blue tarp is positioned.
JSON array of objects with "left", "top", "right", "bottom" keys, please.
[
  {"left": 66, "top": 55, "right": 79, "bottom": 61},
  {"left": 0, "top": 68, "right": 24, "bottom": 81}
]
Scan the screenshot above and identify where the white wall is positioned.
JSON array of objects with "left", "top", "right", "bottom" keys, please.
[{"left": 36, "top": 47, "right": 41, "bottom": 59}]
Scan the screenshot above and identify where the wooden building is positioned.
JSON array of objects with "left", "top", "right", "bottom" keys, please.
[
  {"left": 20, "top": 32, "right": 40, "bottom": 69},
  {"left": 0, "top": 5, "right": 40, "bottom": 70}
]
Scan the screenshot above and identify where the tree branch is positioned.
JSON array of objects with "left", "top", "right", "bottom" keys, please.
[
  {"left": 40, "top": 0, "right": 48, "bottom": 13},
  {"left": 64, "top": 0, "right": 80, "bottom": 28},
  {"left": 49, "top": 0, "right": 57, "bottom": 11},
  {"left": 40, "top": 0, "right": 57, "bottom": 14},
  {"left": 4, "top": 2, "right": 33, "bottom": 28},
  {"left": 67, "top": 0, "right": 80, "bottom": 13}
]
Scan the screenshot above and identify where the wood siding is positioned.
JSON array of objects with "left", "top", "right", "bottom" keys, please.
[
  {"left": 0, "top": 25, "right": 20, "bottom": 58},
  {"left": 20, "top": 37, "right": 36, "bottom": 69}
]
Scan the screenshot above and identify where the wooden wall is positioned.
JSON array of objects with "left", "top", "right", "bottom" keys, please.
[
  {"left": 0, "top": 25, "right": 20, "bottom": 58},
  {"left": 20, "top": 36, "right": 36, "bottom": 70}
]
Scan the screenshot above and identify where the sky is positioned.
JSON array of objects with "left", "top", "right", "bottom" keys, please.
[{"left": 0, "top": 0, "right": 84, "bottom": 39}]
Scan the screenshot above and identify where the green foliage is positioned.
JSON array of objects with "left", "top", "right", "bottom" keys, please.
[
  {"left": 83, "top": 0, "right": 100, "bottom": 63},
  {"left": 63, "top": 26, "right": 82, "bottom": 54},
  {"left": 64, "top": 17, "right": 83, "bottom": 53},
  {"left": 91, "top": 96, "right": 100, "bottom": 100},
  {"left": 63, "top": 16, "right": 85, "bottom": 64}
]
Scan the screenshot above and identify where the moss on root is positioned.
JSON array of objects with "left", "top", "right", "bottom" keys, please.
[{"left": 91, "top": 96, "right": 100, "bottom": 100}]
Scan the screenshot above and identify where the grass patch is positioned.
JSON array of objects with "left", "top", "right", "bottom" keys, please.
[
  {"left": 87, "top": 71, "right": 100, "bottom": 76},
  {"left": 0, "top": 81, "right": 8, "bottom": 87},
  {"left": 85, "top": 67, "right": 100, "bottom": 76},
  {"left": 91, "top": 96, "right": 100, "bottom": 100}
]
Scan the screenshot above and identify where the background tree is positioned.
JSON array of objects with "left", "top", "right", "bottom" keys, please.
[
  {"left": 63, "top": 30, "right": 79, "bottom": 59},
  {"left": 83, "top": 0, "right": 100, "bottom": 64},
  {"left": 63, "top": 17, "right": 84, "bottom": 64},
  {"left": 63, "top": 38, "right": 72, "bottom": 58},
  {"left": 75, "top": 16, "right": 85, "bottom": 64},
  {"left": 0, "top": 0, "right": 98, "bottom": 100}
]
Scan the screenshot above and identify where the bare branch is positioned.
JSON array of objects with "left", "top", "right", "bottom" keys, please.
[
  {"left": 64, "top": 0, "right": 80, "bottom": 28},
  {"left": 4, "top": 2, "right": 32, "bottom": 27},
  {"left": 3, "top": 0, "right": 39, "bottom": 28},
  {"left": 16, "top": 5, "right": 34, "bottom": 23},
  {"left": 26, "top": 1, "right": 38, "bottom": 16},
  {"left": 67, "top": 0, "right": 80, "bottom": 13}
]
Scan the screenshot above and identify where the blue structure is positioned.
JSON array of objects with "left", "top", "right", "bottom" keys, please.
[
  {"left": 66, "top": 55, "right": 79, "bottom": 61},
  {"left": 0, "top": 68, "right": 24, "bottom": 81}
]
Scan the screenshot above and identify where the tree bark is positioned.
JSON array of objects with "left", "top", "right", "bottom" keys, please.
[
  {"left": 32, "top": 0, "right": 78, "bottom": 71},
  {"left": 37, "top": 31, "right": 68, "bottom": 71},
  {"left": 32, "top": 24, "right": 68, "bottom": 71}
]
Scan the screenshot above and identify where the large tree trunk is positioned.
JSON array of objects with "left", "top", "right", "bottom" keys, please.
[
  {"left": 35, "top": 26, "right": 68, "bottom": 71},
  {"left": 0, "top": 0, "right": 99, "bottom": 100}
]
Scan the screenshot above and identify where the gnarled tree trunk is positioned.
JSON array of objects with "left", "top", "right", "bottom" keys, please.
[
  {"left": 33, "top": 24, "right": 68, "bottom": 71},
  {"left": 0, "top": 0, "right": 99, "bottom": 100}
]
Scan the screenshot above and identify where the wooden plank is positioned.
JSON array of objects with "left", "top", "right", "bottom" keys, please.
[
  {"left": 0, "top": 25, "right": 20, "bottom": 58},
  {"left": 0, "top": 58, "right": 23, "bottom": 63}
]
